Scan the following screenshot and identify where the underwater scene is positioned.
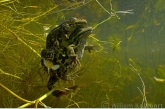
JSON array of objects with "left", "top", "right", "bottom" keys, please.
[{"left": 0, "top": 0, "right": 165, "bottom": 108}]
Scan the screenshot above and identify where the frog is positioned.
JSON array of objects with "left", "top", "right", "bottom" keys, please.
[
  {"left": 41, "top": 17, "right": 87, "bottom": 71},
  {"left": 41, "top": 49, "right": 60, "bottom": 73},
  {"left": 84, "top": 44, "right": 97, "bottom": 53},
  {"left": 46, "top": 26, "right": 92, "bottom": 97},
  {"left": 65, "top": 26, "right": 93, "bottom": 67},
  {"left": 46, "top": 17, "right": 87, "bottom": 49},
  {"left": 71, "top": 27, "right": 93, "bottom": 60},
  {"left": 66, "top": 44, "right": 81, "bottom": 68},
  {"left": 41, "top": 17, "right": 93, "bottom": 97}
]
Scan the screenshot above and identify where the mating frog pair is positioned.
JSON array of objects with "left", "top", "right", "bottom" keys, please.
[{"left": 41, "top": 17, "right": 94, "bottom": 97}]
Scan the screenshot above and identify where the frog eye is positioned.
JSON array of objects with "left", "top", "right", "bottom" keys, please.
[
  {"left": 69, "top": 24, "right": 74, "bottom": 27},
  {"left": 69, "top": 17, "right": 77, "bottom": 23}
]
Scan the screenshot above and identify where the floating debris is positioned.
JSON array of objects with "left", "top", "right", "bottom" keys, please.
[
  {"left": 154, "top": 77, "right": 165, "bottom": 83},
  {"left": 23, "top": 6, "right": 39, "bottom": 8},
  {"left": 43, "top": 26, "right": 50, "bottom": 31},
  {"left": 0, "top": 0, "right": 11, "bottom": 3}
]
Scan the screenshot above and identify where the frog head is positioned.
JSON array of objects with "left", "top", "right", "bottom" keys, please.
[
  {"left": 46, "top": 17, "right": 88, "bottom": 49},
  {"left": 68, "top": 26, "right": 93, "bottom": 44},
  {"left": 63, "top": 17, "right": 87, "bottom": 32}
]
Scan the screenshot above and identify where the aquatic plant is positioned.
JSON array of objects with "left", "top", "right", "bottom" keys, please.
[
  {"left": 1, "top": 0, "right": 165, "bottom": 108},
  {"left": 0, "top": 0, "right": 119, "bottom": 107}
]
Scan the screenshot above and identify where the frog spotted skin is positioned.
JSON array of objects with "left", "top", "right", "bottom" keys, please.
[
  {"left": 45, "top": 27, "right": 92, "bottom": 97},
  {"left": 46, "top": 17, "right": 87, "bottom": 49},
  {"left": 41, "top": 17, "right": 92, "bottom": 97},
  {"left": 72, "top": 27, "right": 93, "bottom": 60}
]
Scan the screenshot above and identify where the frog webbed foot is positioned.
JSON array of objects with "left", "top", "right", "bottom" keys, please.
[
  {"left": 52, "top": 85, "right": 78, "bottom": 97},
  {"left": 70, "top": 55, "right": 81, "bottom": 67},
  {"left": 66, "top": 44, "right": 81, "bottom": 67},
  {"left": 52, "top": 90, "right": 67, "bottom": 97},
  {"left": 84, "top": 44, "right": 97, "bottom": 53}
]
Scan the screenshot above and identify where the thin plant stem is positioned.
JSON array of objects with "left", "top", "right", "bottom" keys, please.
[
  {"left": 129, "top": 64, "right": 148, "bottom": 107},
  {"left": 93, "top": 0, "right": 119, "bottom": 30},
  {"left": 0, "top": 24, "right": 41, "bottom": 57},
  {"left": 17, "top": 5, "right": 58, "bottom": 27},
  {"left": 66, "top": 98, "right": 80, "bottom": 108},
  {"left": 95, "top": 0, "right": 112, "bottom": 15},
  {"left": 18, "top": 87, "right": 57, "bottom": 108},
  {"left": 93, "top": 16, "right": 112, "bottom": 30},
  {"left": 0, "top": 82, "right": 32, "bottom": 103},
  {"left": 1, "top": 40, "right": 10, "bottom": 53},
  {"left": 0, "top": 68, "right": 23, "bottom": 80}
]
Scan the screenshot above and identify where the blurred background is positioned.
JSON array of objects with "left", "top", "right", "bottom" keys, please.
[{"left": 0, "top": 0, "right": 165, "bottom": 107}]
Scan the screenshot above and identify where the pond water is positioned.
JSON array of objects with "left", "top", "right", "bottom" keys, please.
[{"left": 0, "top": 0, "right": 165, "bottom": 108}]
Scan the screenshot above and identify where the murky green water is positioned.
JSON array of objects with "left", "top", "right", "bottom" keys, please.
[{"left": 0, "top": 0, "right": 165, "bottom": 108}]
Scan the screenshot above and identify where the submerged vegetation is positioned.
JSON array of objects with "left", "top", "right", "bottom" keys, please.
[{"left": 0, "top": 0, "right": 165, "bottom": 108}]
